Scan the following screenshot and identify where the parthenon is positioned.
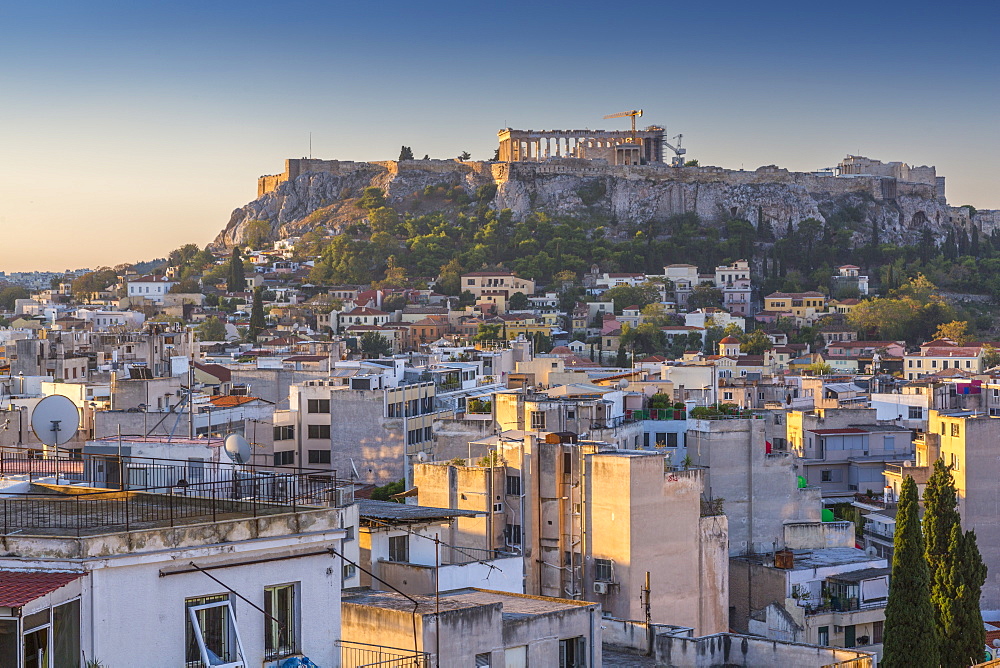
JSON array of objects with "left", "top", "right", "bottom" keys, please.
[{"left": 497, "top": 126, "right": 671, "bottom": 165}]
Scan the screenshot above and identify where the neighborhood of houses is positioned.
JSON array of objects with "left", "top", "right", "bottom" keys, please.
[{"left": 1, "top": 246, "right": 999, "bottom": 667}]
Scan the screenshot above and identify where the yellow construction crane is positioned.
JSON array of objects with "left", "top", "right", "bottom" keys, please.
[{"left": 603, "top": 109, "right": 643, "bottom": 141}]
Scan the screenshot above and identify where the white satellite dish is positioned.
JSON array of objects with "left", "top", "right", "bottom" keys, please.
[
  {"left": 30, "top": 395, "right": 80, "bottom": 446},
  {"left": 619, "top": 379, "right": 630, "bottom": 389},
  {"left": 224, "top": 433, "right": 252, "bottom": 465}
]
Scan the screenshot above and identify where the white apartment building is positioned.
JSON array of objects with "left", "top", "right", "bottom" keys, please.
[{"left": 126, "top": 275, "right": 177, "bottom": 304}]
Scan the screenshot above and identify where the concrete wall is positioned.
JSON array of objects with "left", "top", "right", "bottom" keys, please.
[
  {"left": 686, "top": 418, "right": 820, "bottom": 555},
  {"left": 655, "top": 632, "right": 874, "bottom": 668},
  {"left": 783, "top": 521, "right": 855, "bottom": 549}
]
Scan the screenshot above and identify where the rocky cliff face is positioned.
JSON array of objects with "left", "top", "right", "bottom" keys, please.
[{"left": 216, "top": 159, "right": 994, "bottom": 248}]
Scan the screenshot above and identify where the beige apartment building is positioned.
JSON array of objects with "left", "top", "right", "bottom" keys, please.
[
  {"left": 884, "top": 409, "right": 1000, "bottom": 609},
  {"left": 461, "top": 270, "right": 536, "bottom": 313},
  {"left": 414, "top": 432, "right": 729, "bottom": 635}
]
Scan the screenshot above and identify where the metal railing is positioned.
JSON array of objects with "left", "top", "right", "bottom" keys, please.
[
  {"left": 626, "top": 408, "right": 687, "bottom": 421},
  {"left": 337, "top": 640, "right": 429, "bottom": 668}
]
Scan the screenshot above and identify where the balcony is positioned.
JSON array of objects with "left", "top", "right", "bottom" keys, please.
[
  {"left": 626, "top": 408, "right": 687, "bottom": 421},
  {"left": 337, "top": 641, "right": 429, "bottom": 668}
]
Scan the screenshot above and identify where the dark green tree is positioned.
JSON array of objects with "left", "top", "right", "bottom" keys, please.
[
  {"left": 196, "top": 316, "right": 228, "bottom": 341},
  {"left": 933, "top": 524, "right": 986, "bottom": 666},
  {"left": 883, "top": 475, "right": 939, "bottom": 668},
  {"left": 457, "top": 151, "right": 471, "bottom": 161},
  {"left": 924, "top": 459, "right": 961, "bottom": 587},
  {"left": 398, "top": 146, "right": 414, "bottom": 161},
  {"left": 359, "top": 331, "right": 392, "bottom": 358},
  {"left": 227, "top": 248, "right": 246, "bottom": 293},
  {"left": 248, "top": 286, "right": 266, "bottom": 341},
  {"left": 508, "top": 292, "right": 529, "bottom": 310},
  {"left": 615, "top": 345, "right": 628, "bottom": 368}
]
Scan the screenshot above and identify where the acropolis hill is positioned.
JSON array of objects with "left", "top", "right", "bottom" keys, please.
[{"left": 215, "top": 127, "right": 999, "bottom": 248}]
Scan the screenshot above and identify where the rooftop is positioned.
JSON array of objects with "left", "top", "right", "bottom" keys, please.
[
  {"left": 343, "top": 587, "right": 595, "bottom": 616},
  {"left": 357, "top": 499, "right": 482, "bottom": 524}
]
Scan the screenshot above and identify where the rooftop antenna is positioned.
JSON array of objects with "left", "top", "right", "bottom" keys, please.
[{"left": 309, "top": 132, "right": 312, "bottom": 159}]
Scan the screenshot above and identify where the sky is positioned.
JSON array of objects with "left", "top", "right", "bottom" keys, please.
[{"left": 1, "top": 1, "right": 997, "bottom": 273}]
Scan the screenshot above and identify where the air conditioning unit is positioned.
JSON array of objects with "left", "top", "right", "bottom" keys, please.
[{"left": 593, "top": 582, "right": 609, "bottom": 595}]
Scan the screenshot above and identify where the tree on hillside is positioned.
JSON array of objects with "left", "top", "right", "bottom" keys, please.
[
  {"left": 243, "top": 220, "right": 271, "bottom": 250},
  {"left": 358, "top": 187, "right": 386, "bottom": 211},
  {"left": 227, "top": 248, "right": 246, "bottom": 293},
  {"left": 398, "top": 146, "right": 414, "bottom": 161},
  {"left": 933, "top": 320, "right": 971, "bottom": 344},
  {"left": 473, "top": 323, "right": 503, "bottom": 342},
  {"left": 737, "top": 329, "right": 773, "bottom": 355},
  {"left": 0, "top": 286, "right": 29, "bottom": 311},
  {"left": 457, "top": 151, "right": 471, "bottom": 161},
  {"left": 687, "top": 285, "right": 723, "bottom": 309},
  {"left": 169, "top": 279, "right": 201, "bottom": 294},
  {"left": 72, "top": 267, "right": 120, "bottom": 299},
  {"left": 882, "top": 476, "right": 939, "bottom": 668},
  {"left": 602, "top": 284, "right": 660, "bottom": 314},
  {"left": 508, "top": 292, "right": 529, "bottom": 310},
  {"left": 196, "top": 316, "right": 228, "bottom": 341},
  {"left": 248, "top": 286, "right": 266, "bottom": 342},
  {"left": 359, "top": 331, "right": 392, "bottom": 358}
]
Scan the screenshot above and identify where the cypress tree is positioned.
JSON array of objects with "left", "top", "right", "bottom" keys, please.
[
  {"left": 227, "top": 247, "right": 246, "bottom": 293},
  {"left": 883, "top": 476, "right": 938, "bottom": 668},
  {"left": 924, "top": 459, "right": 961, "bottom": 588},
  {"left": 934, "top": 524, "right": 987, "bottom": 666},
  {"left": 248, "top": 286, "right": 265, "bottom": 342}
]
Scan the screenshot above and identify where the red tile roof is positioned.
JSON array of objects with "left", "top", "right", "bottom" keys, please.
[
  {"left": 0, "top": 571, "right": 85, "bottom": 607},
  {"left": 208, "top": 395, "right": 260, "bottom": 408}
]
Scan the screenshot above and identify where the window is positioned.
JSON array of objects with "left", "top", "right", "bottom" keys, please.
[
  {"left": 908, "top": 406, "right": 922, "bottom": 419},
  {"left": 308, "top": 449, "right": 331, "bottom": 464},
  {"left": 821, "top": 470, "right": 843, "bottom": 483},
  {"left": 476, "top": 652, "right": 492, "bottom": 667},
  {"left": 951, "top": 453, "right": 961, "bottom": 471},
  {"left": 655, "top": 432, "right": 667, "bottom": 446},
  {"left": 388, "top": 535, "right": 409, "bottom": 562},
  {"left": 506, "top": 475, "right": 521, "bottom": 496},
  {"left": 595, "top": 558, "right": 614, "bottom": 582},
  {"left": 264, "top": 584, "right": 298, "bottom": 659},
  {"left": 530, "top": 411, "right": 546, "bottom": 430},
  {"left": 817, "top": 626, "right": 829, "bottom": 646},
  {"left": 566, "top": 410, "right": 576, "bottom": 420},
  {"left": 504, "top": 523, "right": 522, "bottom": 546},
  {"left": 559, "top": 637, "right": 586, "bottom": 668},
  {"left": 872, "top": 620, "right": 884, "bottom": 644},
  {"left": 273, "top": 425, "right": 294, "bottom": 440},
  {"left": 950, "top": 423, "right": 960, "bottom": 437},
  {"left": 307, "top": 424, "right": 330, "bottom": 439},
  {"left": 344, "top": 526, "right": 355, "bottom": 541},
  {"left": 186, "top": 595, "right": 244, "bottom": 668},
  {"left": 307, "top": 398, "right": 330, "bottom": 413},
  {"left": 666, "top": 432, "right": 678, "bottom": 448},
  {"left": 273, "top": 450, "right": 294, "bottom": 466},
  {"left": 343, "top": 563, "right": 357, "bottom": 581}
]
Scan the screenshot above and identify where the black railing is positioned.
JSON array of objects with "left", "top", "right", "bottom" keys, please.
[{"left": 337, "top": 640, "right": 429, "bottom": 668}]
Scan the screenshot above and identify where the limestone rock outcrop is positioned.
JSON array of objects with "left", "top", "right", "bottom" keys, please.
[{"left": 215, "top": 158, "right": 995, "bottom": 248}]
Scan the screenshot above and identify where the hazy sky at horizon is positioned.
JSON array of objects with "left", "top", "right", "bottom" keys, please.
[{"left": 2, "top": 1, "right": 997, "bottom": 273}]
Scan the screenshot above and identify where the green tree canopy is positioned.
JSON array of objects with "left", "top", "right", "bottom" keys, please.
[
  {"left": 0, "top": 286, "right": 30, "bottom": 311},
  {"left": 883, "top": 476, "right": 939, "bottom": 668},
  {"left": 227, "top": 248, "right": 246, "bottom": 293},
  {"left": 602, "top": 284, "right": 661, "bottom": 314},
  {"left": 359, "top": 331, "right": 392, "bottom": 357},
  {"left": 196, "top": 316, "right": 228, "bottom": 341},
  {"left": 508, "top": 292, "right": 529, "bottom": 310},
  {"left": 398, "top": 146, "right": 414, "bottom": 161}
]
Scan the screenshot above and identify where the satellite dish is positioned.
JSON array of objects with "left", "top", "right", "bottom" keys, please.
[
  {"left": 416, "top": 451, "right": 428, "bottom": 462},
  {"left": 224, "top": 433, "right": 252, "bottom": 465},
  {"left": 30, "top": 395, "right": 80, "bottom": 446},
  {"left": 619, "top": 379, "right": 630, "bottom": 389}
]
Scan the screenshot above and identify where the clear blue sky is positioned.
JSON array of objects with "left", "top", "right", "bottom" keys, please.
[{"left": 1, "top": 0, "right": 996, "bottom": 272}]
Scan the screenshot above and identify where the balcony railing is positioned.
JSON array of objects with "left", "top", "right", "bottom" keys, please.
[
  {"left": 337, "top": 640, "right": 429, "bottom": 668},
  {"left": 804, "top": 597, "right": 886, "bottom": 616},
  {"left": 626, "top": 408, "right": 687, "bottom": 421}
]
